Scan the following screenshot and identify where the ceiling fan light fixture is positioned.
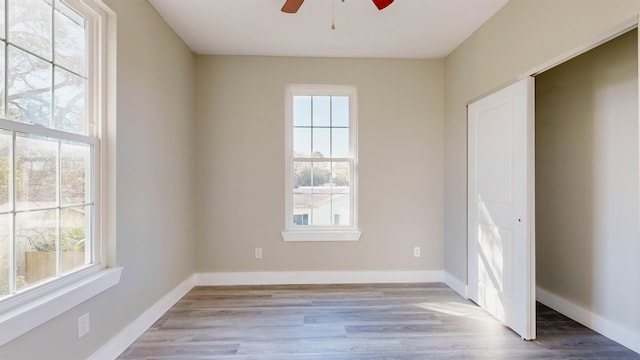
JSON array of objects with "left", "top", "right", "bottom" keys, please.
[
  {"left": 372, "top": 0, "right": 394, "bottom": 10},
  {"left": 281, "top": 0, "right": 304, "bottom": 13},
  {"left": 281, "top": 0, "right": 394, "bottom": 14}
]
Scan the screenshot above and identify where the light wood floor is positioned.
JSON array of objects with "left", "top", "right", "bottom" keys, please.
[{"left": 118, "top": 283, "right": 640, "bottom": 359}]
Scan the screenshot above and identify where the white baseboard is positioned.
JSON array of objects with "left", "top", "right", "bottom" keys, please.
[
  {"left": 443, "top": 272, "right": 468, "bottom": 299},
  {"left": 88, "top": 274, "right": 196, "bottom": 360},
  {"left": 196, "top": 270, "right": 444, "bottom": 286},
  {"left": 537, "top": 286, "right": 640, "bottom": 355}
]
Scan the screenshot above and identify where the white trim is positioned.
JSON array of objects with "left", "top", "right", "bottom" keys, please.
[
  {"left": 443, "top": 272, "right": 467, "bottom": 299},
  {"left": 1, "top": 264, "right": 99, "bottom": 314},
  {"left": 0, "top": 119, "right": 98, "bottom": 145},
  {"left": 88, "top": 274, "right": 196, "bottom": 360},
  {"left": 196, "top": 271, "right": 443, "bottom": 286},
  {"left": 281, "top": 230, "right": 361, "bottom": 242},
  {"left": 0, "top": 267, "right": 122, "bottom": 347},
  {"left": 537, "top": 286, "right": 640, "bottom": 355},
  {"left": 93, "top": 0, "right": 117, "bottom": 268},
  {"left": 526, "top": 77, "right": 537, "bottom": 339}
]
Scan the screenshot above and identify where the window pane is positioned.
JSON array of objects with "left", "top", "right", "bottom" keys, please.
[
  {"left": 292, "top": 193, "right": 311, "bottom": 226},
  {"left": 54, "top": 67, "right": 87, "bottom": 134},
  {"left": 331, "top": 96, "right": 349, "bottom": 127},
  {"left": 15, "top": 134, "right": 58, "bottom": 211},
  {"left": 0, "top": 42, "right": 4, "bottom": 116},
  {"left": 312, "top": 128, "right": 330, "bottom": 158},
  {"left": 16, "top": 209, "right": 57, "bottom": 290},
  {"left": 8, "top": 46, "right": 53, "bottom": 126},
  {"left": 332, "top": 162, "right": 350, "bottom": 188},
  {"left": 312, "top": 193, "right": 331, "bottom": 226},
  {"left": 312, "top": 162, "right": 330, "bottom": 187},
  {"left": 293, "top": 127, "right": 311, "bottom": 158},
  {"left": 61, "top": 206, "right": 89, "bottom": 274},
  {"left": 0, "top": 214, "right": 11, "bottom": 296},
  {"left": 0, "top": 0, "right": 5, "bottom": 40},
  {"left": 0, "top": 130, "right": 11, "bottom": 211},
  {"left": 293, "top": 96, "right": 311, "bottom": 126},
  {"left": 61, "top": 142, "right": 90, "bottom": 205},
  {"left": 293, "top": 162, "right": 312, "bottom": 189},
  {"left": 8, "top": 0, "right": 53, "bottom": 60},
  {"left": 54, "top": 0, "right": 86, "bottom": 76},
  {"left": 331, "top": 128, "right": 349, "bottom": 158},
  {"left": 332, "top": 193, "right": 350, "bottom": 226},
  {"left": 312, "top": 96, "right": 330, "bottom": 127}
]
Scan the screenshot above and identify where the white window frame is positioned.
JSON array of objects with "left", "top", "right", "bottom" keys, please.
[
  {"left": 282, "top": 84, "right": 361, "bottom": 242},
  {"left": 0, "top": 0, "right": 120, "bottom": 346}
]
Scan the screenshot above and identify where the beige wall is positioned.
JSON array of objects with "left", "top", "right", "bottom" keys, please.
[
  {"left": 1, "top": 1, "right": 197, "bottom": 359},
  {"left": 5, "top": 0, "right": 640, "bottom": 357},
  {"left": 536, "top": 30, "right": 640, "bottom": 332},
  {"left": 195, "top": 56, "right": 444, "bottom": 272},
  {"left": 444, "top": 0, "right": 640, "bottom": 282}
]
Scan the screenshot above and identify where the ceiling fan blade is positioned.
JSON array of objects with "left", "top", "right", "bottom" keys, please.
[
  {"left": 372, "top": 0, "right": 394, "bottom": 10},
  {"left": 281, "top": 0, "right": 304, "bottom": 13}
]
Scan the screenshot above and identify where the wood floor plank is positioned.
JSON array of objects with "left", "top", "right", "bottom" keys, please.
[
  {"left": 118, "top": 283, "right": 640, "bottom": 360},
  {"left": 303, "top": 311, "right": 441, "bottom": 325},
  {"left": 160, "top": 313, "right": 305, "bottom": 328}
]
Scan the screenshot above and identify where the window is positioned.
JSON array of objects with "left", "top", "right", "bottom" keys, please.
[
  {"left": 0, "top": 0, "right": 96, "bottom": 300},
  {"left": 0, "top": 0, "right": 117, "bottom": 346},
  {"left": 282, "top": 85, "right": 361, "bottom": 242},
  {"left": 0, "top": 1, "right": 118, "bottom": 347}
]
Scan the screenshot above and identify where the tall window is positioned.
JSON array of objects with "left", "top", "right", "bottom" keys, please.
[
  {"left": 283, "top": 85, "right": 360, "bottom": 241},
  {"left": 0, "top": 0, "right": 96, "bottom": 299}
]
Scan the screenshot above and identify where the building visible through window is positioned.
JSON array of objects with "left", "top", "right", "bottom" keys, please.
[{"left": 293, "top": 214, "right": 309, "bottom": 226}]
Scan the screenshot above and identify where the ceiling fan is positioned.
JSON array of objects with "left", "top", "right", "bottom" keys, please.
[{"left": 281, "top": 0, "right": 394, "bottom": 13}]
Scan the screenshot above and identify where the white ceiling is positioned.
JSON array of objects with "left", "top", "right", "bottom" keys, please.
[{"left": 148, "top": 0, "right": 508, "bottom": 59}]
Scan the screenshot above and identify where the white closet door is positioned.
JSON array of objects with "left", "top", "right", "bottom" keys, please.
[{"left": 467, "top": 77, "right": 536, "bottom": 340}]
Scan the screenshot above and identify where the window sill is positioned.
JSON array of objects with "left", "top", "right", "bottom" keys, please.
[
  {"left": 281, "top": 230, "right": 362, "bottom": 242},
  {"left": 0, "top": 266, "right": 123, "bottom": 346}
]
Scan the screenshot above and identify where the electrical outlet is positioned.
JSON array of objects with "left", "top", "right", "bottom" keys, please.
[
  {"left": 255, "top": 247, "right": 263, "bottom": 259},
  {"left": 413, "top": 247, "right": 421, "bottom": 257},
  {"left": 78, "top": 313, "right": 90, "bottom": 339}
]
